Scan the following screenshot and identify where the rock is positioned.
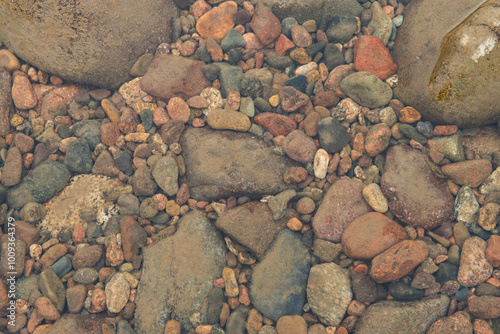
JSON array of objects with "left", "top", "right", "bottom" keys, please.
[
  {"left": 314, "top": 149, "right": 329, "bottom": 179},
  {"left": 250, "top": 230, "right": 311, "bottom": 321},
  {"left": 250, "top": 2, "right": 281, "bottom": 45},
  {"left": 369, "top": 240, "right": 429, "bottom": 283},
  {"left": 216, "top": 202, "right": 288, "bottom": 258},
  {"left": 215, "top": 63, "right": 243, "bottom": 97},
  {"left": 180, "top": 127, "right": 297, "bottom": 201},
  {"left": 1, "top": 146, "right": 22, "bottom": 186},
  {"left": 0, "top": 235, "right": 25, "bottom": 277},
  {"left": 313, "top": 239, "right": 342, "bottom": 263},
  {"left": 355, "top": 295, "right": 450, "bottom": 334},
  {"left": 121, "top": 216, "right": 147, "bottom": 263},
  {"left": 458, "top": 236, "right": 493, "bottom": 287},
  {"left": 392, "top": 0, "right": 500, "bottom": 127},
  {"left": 312, "top": 178, "right": 372, "bottom": 242},
  {"left": 267, "top": 189, "right": 297, "bottom": 220},
  {"left": 254, "top": 112, "right": 297, "bottom": 136},
  {"left": 141, "top": 54, "right": 212, "bottom": 100},
  {"left": 46, "top": 314, "right": 114, "bottom": 334},
  {"left": 354, "top": 35, "right": 397, "bottom": 80},
  {"left": 14, "top": 133, "right": 35, "bottom": 154},
  {"left": 0, "top": 0, "right": 179, "bottom": 88},
  {"left": 134, "top": 212, "right": 226, "bottom": 333},
  {"left": 276, "top": 316, "right": 307, "bottom": 334},
  {"left": 206, "top": 108, "right": 251, "bottom": 131},
  {"left": 105, "top": 273, "right": 130, "bottom": 313},
  {"left": 441, "top": 159, "right": 492, "bottom": 188},
  {"left": 368, "top": 1, "right": 393, "bottom": 46},
  {"left": 259, "top": 0, "right": 362, "bottom": 24},
  {"left": 341, "top": 212, "right": 407, "bottom": 260},
  {"left": 432, "top": 133, "right": 465, "bottom": 162},
  {"left": 291, "top": 25, "right": 312, "bottom": 48},
  {"left": 0, "top": 70, "right": 13, "bottom": 137},
  {"left": 362, "top": 183, "right": 388, "bottom": 213},
  {"left": 427, "top": 311, "right": 473, "bottom": 334},
  {"left": 467, "top": 295, "right": 500, "bottom": 319},
  {"left": 340, "top": 71, "right": 393, "bottom": 108},
  {"left": 221, "top": 29, "right": 246, "bottom": 52},
  {"left": 364, "top": 123, "right": 391, "bottom": 157},
  {"left": 132, "top": 165, "right": 158, "bottom": 196},
  {"left": 480, "top": 166, "right": 500, "bottom": 197},
  {"left": 454, "top": 186, "right": 480, "bottom": 225},
  {"left": 39, "top": 268, "right": 65, "bottom": 313},
  {"left": 35, "top": 296, "right": 60, "bottom": 321},
  {"left": 64, "top": 139, "right": 93, "bottom": 173},
  {"left": 326, "top": 16, "right": 358, "bottom": 44},
  {"left": 72, "top": 268, "right": 98, "bottom": 285},
  {"left": 380, "top": 145, "right": 454, "bottom": 229},
  {"left": 12, "top": 72, "right": 37, "bottom": 109},
  {"left": 7, "top": 161, "right": 71, "bottom": 209},
  {"left": 323, "top": 43, "right": 345, "bottom": 70},
  {"left": 388, "top": 281, "right": 424, "bottom": 301},
  {"left": 66, "top": 285, "right": 86, "bottom": 314},
  {"left": 282, "top": 130, "right": 317, "bottom": 163},
  {"left": 279, "top": 86, "right": 310, "bottom": 112},
  {"left": 486, "top": 235, "right": 500, "bottom": 267},
  {"left": 0, "top": 50, "right": 20, "bottom": 72},
  {"left": 152, "top": 156, "right": 179, "bottom": 196},
  {"left": 196, "top": 1, "right": 237, "bottom": 40},
  {"left": 316, "top": 117, "right": 350, "bottom": 154},
  {"left": 72, "top": 245, "right": 103, "bottom": 270},
  {"left": 307, "top": 263, "right": 352, "bottom": 326}
]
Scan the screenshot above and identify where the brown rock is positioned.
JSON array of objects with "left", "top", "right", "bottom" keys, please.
[
  {"left": 92, "top": 150, "right": 120, "bottom": 177},
  {"left": 299, "top": 111, "right": 320, "bottom": 137},
  {"left": 167, "top": 97, "right": 190, "bottom": 123},
  {"left": 312, "top": 178, "right": 372, "bottom": 242},
  {"left": 467, "top": 296, "right": 500, "bottom": 319},
  {"left": 250, "top": 2, "right": 281, "bottom": 45},
  {"left": 369, "top": 240, "right": 429, "bottom": 283},
  {"left": 279, "top": 86, "right": 310, "bottom": 112},
  {"left": 276, "top": 315, "right": 308, "bottom": 334},
  {"left": 364, "top": 123, "right": 391, "bottom": 157},
  {"left": 141, "top": 54, "right": 212, "bottom": 101},
  {"left": 283, "top": 167, "right": 308, "bottom": 183},
  {"left": 66, "top": 285, "right": 87, "bottom": 314},
  {"left": 0, "top": 281, "right": 9, "bottom": 317},
  {"left": 341, "top": 212, "right": 407, "bottom": 260},
  {"left": 463, "top": 126, "right": 500, "bottom": 157},
  {"left": 14, "top": 133, "right": 35, "bottom": 153},
  {"left": 291, "top": 25, "right": 312, "bottom": 48},
  {"left": 441, "top": 159, "right": 492, "bottom": 188},
  {"left": 458, "top": 236, "right": 493, "bottom": 287},
  {"left": 160, "top": 119, "right": 185, "bottom": 145},
  {"left": 478, "top": 203, "right": 500, "bottom": 231},
  {"left": 426, "top": 311, "right": 472, "bottom": 334},
  {"left": 486, "top": 235, "right": 500, "bottom": 267},
  {"left": 12, "top": 72, "right": 37, "bottom": 110},
  {"left": 1, "top": 146, "right": 22, "bottom": 186},
  {"left": 0, "top": 70, "right": 13, "bottom": 137},
  {"left": 196, "top": 1, "right": 237, "bottom": 40},
  {"left": 100, "top": 122, "right": 120, "bottom": 147},
  {"left": 40, "top": 86, "right": 79, "bottom": 122},
  {"left": 324, "top": 64, "right": 355, "bottom": 92},
  {"left": 313, "top": 91, "right": 339, "bottom": 108},
  {"left": 35, "top": 297, "right": 60, "bottom": 321},
  {"left": 353, "top": 35, "right": 397, "bottom": 81},
  {"left": 132, "top": 165, "right": 158, "bottom": 196},
  {"left": 121, "top": 216, "right": 147, "bottom": 262},
  {"left": 48, "top": 314, "right": 114, "bottom": 334},
  {"left": 13, "top": 221, "right": 40, "bottom": 249},
  {"left": 254, "top": 112, "right": 297, "bottom": 136},
  {"left": 206, "top": 108, "right": 251, "bottom": 131},
  {"left": 380, "top": 145, "right": 454, "bottom": 229},
  {"left": 72, "top": 245, "right": 103, "bottom": 270},
  {"left": 282, "top": 130, "right": 317, "bottom": 163}
]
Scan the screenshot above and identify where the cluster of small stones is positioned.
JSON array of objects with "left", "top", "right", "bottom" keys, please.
[{"left": 0, "top": 0, "right": 499, "bottom": 334}]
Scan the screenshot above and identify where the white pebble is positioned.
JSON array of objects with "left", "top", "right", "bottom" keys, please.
[
  {"left": 314, "top": 149, "right": 329, "bottom": 179},
  {"left": 362, "top": 183, "right": 389, "bottom": 213}
]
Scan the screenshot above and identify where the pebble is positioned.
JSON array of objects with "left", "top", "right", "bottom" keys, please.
[
  {"left": 458, "top": 236, "right": 493, "bottom": 287},
  {"left": 254, "top": 112, "right": 297, "bottom": 136},
  {"left": 364, "top": 123, "right": 391, "bottom": 157},
  {"left": 313, "top": 149, "right": 329, "bottom": 179},
  {"left": 250, "top": 2, "right": 281, "bottom": 45},
  {"left": 326, "top": 16, "right": 357, "bottom": 43},
  {"left": 35, "top": 296, "right": 60, "bottom": 321},
  {"left": 196, "top": 1, "right": 237, "bottom": 40},
  {"left": 120, "top": 216, "right": 147, "bottom": 262},
  {"left": 388, "top": 281, "right": 424, "bottom": 300},
  {"left": 368, "top": 1, "right": 393, "bottom": 45},
  {"left": 40, "top": 244, "right": 68, "bottom": 270},
  {"left": 340, "top": 71, "right": 393, "bottom": 108},
  {"left": 399, "top": 106, "right": 422, "bottom": 123},
  {"left": 291, "top": 25, "right": 312, "bottom": 48},
  {"left": 279, "top": 86, "right": 309, "bottom": 112},
  {"left": 206, "top": 108, "right": 251, "bottom": 131},
  {"left": 342, "top": 212, "right": 407, "bottom": 260},
  {"left": 317, "top": 117, "right": 350, "bottom": 153},
  {"left": 1, "top": 146, "right": 22, "bottom": 186},
  {"left": 72, "top": 244, "right": 103, "bottom": 269},
  {"left": 467, "top": 296, "right": 500, "bottom": 319},
  {"left": 12, "top": 72, "right": 37, "bottom": 109},
  {"left": 323, "top": 44, "right": 345, "bottom": 70},
  {"left": 454, "top": 186, "right": 480, "bottom": 225},
  {"left": 282, "top": 130, "right": 317, "bottom": 163},
  {"left": 267, "top": 189, "right": 296, "bottom": 220},
  {"left": 478, "top": 203, "right": 500, "bottom": 231},
  {"left": 105, "top": 273, "right": 130, "bottom": 313},
  {"left": 431, "top": 133, "right": 465, "bottom": 162},
  {"left": 441, "top": 159, "right": 492, "bottom": 188},
  {"left": 151, "top": 156, "right": 178, "bottom": 196},
  {"left": 276, "top": 316, "right": 307, "bottom": 334},
  {"left": 370, "top": 240, "right": 429, "bottom": 283},
  {"left": 39, "top": 268, "right": 66, "bottom": 312},
  {"left": 362, "top": 183, "right": 388, "bottom": 213},
  {"left": 0, "top": 49, "right": 21, "bottom": 72},
  {"left": 353, "top": 35, "right": 397, "bottom": 80}
]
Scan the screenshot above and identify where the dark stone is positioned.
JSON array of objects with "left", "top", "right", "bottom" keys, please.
[
  {"left": 323, "top": 43, "right": 346, "bottom": 71},
  {"left": 286, "top": 76, "right": 308, "bottom": 93},
  {"left": 317, "top": 117, "right": 350, "bottom": 153},
  {"left": 435, "top": 263, "right": 459, "bottom": 284},
  {"left": 65, "top": 139, "right": 93, "bottom": 173},
  {"left": 388, "top": 281, "right": 424, "bottom": 301}
]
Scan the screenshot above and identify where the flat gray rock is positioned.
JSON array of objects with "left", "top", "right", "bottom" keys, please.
[
  {"left": 180, "top": 127, "right": 297, "bottom": 201},
  {"left": 134, "top": 211, "right": 226, "bottom": 333}
]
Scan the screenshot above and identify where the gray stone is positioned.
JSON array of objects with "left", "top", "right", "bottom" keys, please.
[
  {"left": 134, "top": 211, "right": 226, "bottom": 333},
  {"left": 180, "top": 127, "right": 297, "bottom": 201},
  {"left": 326, "top": 16, "right": 358, "bottom": 44},
  {"left": 65, "top": 139, "right": 93, "bottom": 173},
  {"left": 454, "top": 186, "right": 480, "bottom": 225},
  {"left": 0, "top": 70, "right": 13, "bottom": 137},
  {"left": 130, "top": 53, "right": 154, "bottom": 77},
  {"left": 368, "top": 1, "right": 393, "bottom": 45},
  {"left": 307, "top": 263, "right": 352, "bottom": 326},
  {"left": 267, "top": 189, "right": 297, "bottom": 220},
  {"left": 225, "top": 306, "right": 250, "bottom": 334},
  {"left": 7, "top": 160, "right": 71, "bottom": 209},
  {"left": 355, "top": 295, "right": 450, "bottom": 334},
  {"left": 317, "top": 117, "right": 350, "bottom": 154},
  {"left": 0, "top": 0, "right": 179, "bottom": 88},
  {"left": 432, "top": 133, "right": 465, "bottom": 162},
  {"left": 250, "top": 229, "right": 311, "bottom": 321},
  {"left": 72, "top": 268, "right": 99, "bottom": 285},
  {"left": 152, "top": 156, "right": 179, "bottom": 196},
  {"left": 393, "top": 0, "right": 500, "bottom": 127},
  {"left": 215, "top": 62, "right": 243, "bottom": 97},
  {"left": 39, "top": 268, "right": 66, "bottom": 313},
  {"left": 340, "top": 72, "right": 393, "bottom": 108}
]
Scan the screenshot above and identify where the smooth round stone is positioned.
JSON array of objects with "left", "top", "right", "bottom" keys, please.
[
  {"left": 457, "top": 236, "right": 493, "bottom": 287},
  {"left": 139, "top": 197, "right": 158, "bottom": 219},
  {"left": 281, "top": 17, "right": 299, "bottom": 38},
  {"left": 455, "top": 287, "right": 471, "bottom": 301},
  {"left": 50, "top": 256, "right": 72, "bottom": 278},
  {"left": 239, "top": 97, "right": 255, "bottom": 117},
  {"left": 265, "top": 52, "right": 293, "bottom": 69},
  {"left": 389, "top": 281, "right": 424, "bottom": 301},
  {"left": 65, "top": 139, "right": 93, "bottom": 173},
  {"left": 379, "top": 107, "right": 397, "bottom": 127},
  {"left": 227, "top": 48, "right": 242, "bottom": 65},
  {"left": 416, "top": 121, "right": 434, "bottom": 138},
  {"left": 326, "top": 16, "right": 358, "bottom": 43},
  {"left": 340, "top": 71, "right": 393, "bottom": 108},
  {"left": 323, "top": 43, "right": 345, "bottom": 70},
  {"left": 139, "top": 108, "right": 154, "bottom": 131},
  {"left": 105, "top": 273, "right": 131, "bottom": 313},
  {"left": 435, "top": 263, "right": 459, "bottom": 284},
  {"left": 313, "top": 149, "right": 329, "bottom": 179},
  {"left": 317, "top": 117, "right": 350, "bottom": 154},
  {"left": 221, "top": 29, "right": 246, "bottom": 52},
  {"left": 286, "top": 75, "right": 308, "bottom": 93},
  {"left": 398, "top": 123, "right": 428, "bottom": 145},
  {"left": 282, "top": 130, "right": 317, "bottom": 163},
  {"left": 129, "top": 53, "right": 154, "bottom": 77},
  {"left": 441, "top": 159, "right": 492, "bottom": 188},
  {"left": 276, "top": 316, "right": 307, "bottom": 334},
  {"left": 72, "top": 268, "right": 99, "bottom": 285},
  {"left": 362, "top": 183, "right": 388, "bottom": 213},
  {"left": 206, "top": 109, "right": 251, "bottom": 132}
]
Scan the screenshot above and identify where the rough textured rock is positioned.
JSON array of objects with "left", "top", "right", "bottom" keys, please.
[
  {"left": 47, "top": 314, "right": 114, "bottom": 334},
  {"left": 0, "top": 70, "right": 13, "bottom": 137},
  {"left": 180, "top": 127, "right": 297, "bottom": 201},
  {"left": 393, "top": 0, "right": 500, "bottom": 127},
  {"left": 215, "top": 202, "right": 290, "bottom": 258},
  {"left": 134, "top": 212, "right": 226, "bottom": 333},
  {"left": 250, "top": 230, "right": 311, "bottom": 321},
  {"left": 0, "top": 0, "right": 179, "bottom": 88},
  {"left": 312, "top": 178, "right": 372, "bottom": 242},
  {"left": 458, "top": 236, "right": 493, "bottom": 287},
  {"left": 355, "top": 295, "right": 450, "bottom": 334},
  {"left": 141, "top": 54, "right": 212, "bottom": 100},
  {"left": 381, "top": 145, "right": 454, "bottom": 229},
  {"left": 426, "top": 311, "right": 473, "bottom": 334}
]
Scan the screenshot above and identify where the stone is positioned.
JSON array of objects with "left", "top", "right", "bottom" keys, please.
[
  {"left": 105, "top": 273, "right": 130, "bottom": 313},
  {"left": 427, "top": 311, "right": 473, "bottom": 334},
  {"left": 254, "top": 112, "right": 297, "bottom": 136},
  {"left": 467, "top": 296, "right": 500, "bottom": 319},
  {"left": 441, "top": 159, "right": 492, "bottom": 188},
  {"left": 0, "top": 0, "right": 179, "bottom": 88},
  {"left": 152, "top": 156, "right": 179, "bottom": 196},
  {"left": 221, "top": 29, "right": 246, "bottom": 52},
  {"left": 215, "top": 63, "right": 243, "bottom": 97},
  {"left": 132, "top": 165, "right": 158, "bottom": 196},
  {"left": 196, "top": 1, "right": 237, "bottom": 40},
  {"left": 250, "top": 2, "right": 281, "bottom": 46},
  {"left": 72, "top": 268, "right": 98, "bottom": 285},
  {"left": 312, "top": 178, "right": 372, "bottom": 242},
  {"left": 454, "top": 186, "right": 480, "bottom": 225},
  {"left": 141, "top": 54, "right": 212, "bottom": 100},
  {"left": 12, "top": 72, "right": 37, "bottom": 109},
  {"left": 362, "top": 183, "right": 388, "bottom": 213},
  {"left": 388, "top": 281, "right": 424, "bottom": 301},
  {"left": 121, "top": 216, "right": 147, "bottom": 263},
  {"left": 267, "top": 189, "right": 296, "bottom": 220},
  {"left": 134, "top": 212, "right": 226, "bottom": 333},
  {"left": 458, "top": 236, "right": 493, "bottom": 287},
  {"left": 340, "top": 71, "right": 393, "bottom": 108},
  {"left": 370, "top": 240, "right": 429, "bottom": 283},
  {"left": 0, "top": 50, "right": 20, "bottom": 72},
  {"left": 354, "top": 35, "right": 397, "bottom": 80},
  {"left": 380, "top": 145, "right": 454, "bottom": 229},
  {"left": 313, "top": 149, "right": 329, "bottom": 179},
  {"left": 1, "top": 146, "right": 22, "bottom": 186},
  {"left": 282, "top": 130, "right": 317, "bottom": 163},
  {"left": 206, "top": 108, "right": 251, "bottom": 131},
  {"left": 276, "top": 316, "right": 307, "bottom": 334},
  {"left": 307, "top": 263, "right": 352, "bottom": 327},
  {"left": 316, "top": 117, "right": 350, "bottom": 154},
  {"left": 215, "top": 202, "right": 288, "bottom": 258},
  {"left": 486, "top": 235, "right": 500, "bottom": 267},
  {"left": 279, "top": 86, "right": 310, "bottom": 112},
  {"left": 45, "top": 314, "right": 114, "bottom": 334},
  {"left": 313, "top": 239, "right": 341, "bottom": 263},
  {"left": 7, "top": 161, "right": 71, "bottom": 209},
  {"left": 326, "top": 16, "right": 357, "bottom": 44},
  {"left": 341, "top": 212, "right": 407, "bottom": 260},
  {"left": 368, "top": 1, "right": 393, "bottom": 46},
  {"left": 72, "top": 245, "right": 103, "bottom": 270},
  {"left": 180, "top": 127, "right": 297, "bottom": 201},
  {"left": 250, "top": 230, "right": 311, "bottom": 321},
  {"left": 0, "top": 70, "right": 13, "bottom": 137},
  {"left": 393, "top": 0, "right": 500, "bottom": 127},
  {"left": 364, "top": 123, "right": 391, "bottom": 157},
  {"left": 355, "top": 295, "right": 450, "bottom": 334},
  {"left": 35, "top": 296, "right": 60, "bottom": 321},
  {"left": 64, "top": 139, "right": 93, "bottom": 173},
  {"left": 39, "top": 268, "right": 65, "bottom": 313},
  {"left": 323, "top": 43, "right": 345, "bottom": 70}
]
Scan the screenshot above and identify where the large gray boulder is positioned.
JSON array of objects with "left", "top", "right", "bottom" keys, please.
[
  {"left": 0, "top": 0, "right": 179, "bottom": 88},
  {"left": 393, "top": 0, "right": 500, "bottom": 128},
  {"left": 134, "top": 212, "right": 226, "bottom": 333}
]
